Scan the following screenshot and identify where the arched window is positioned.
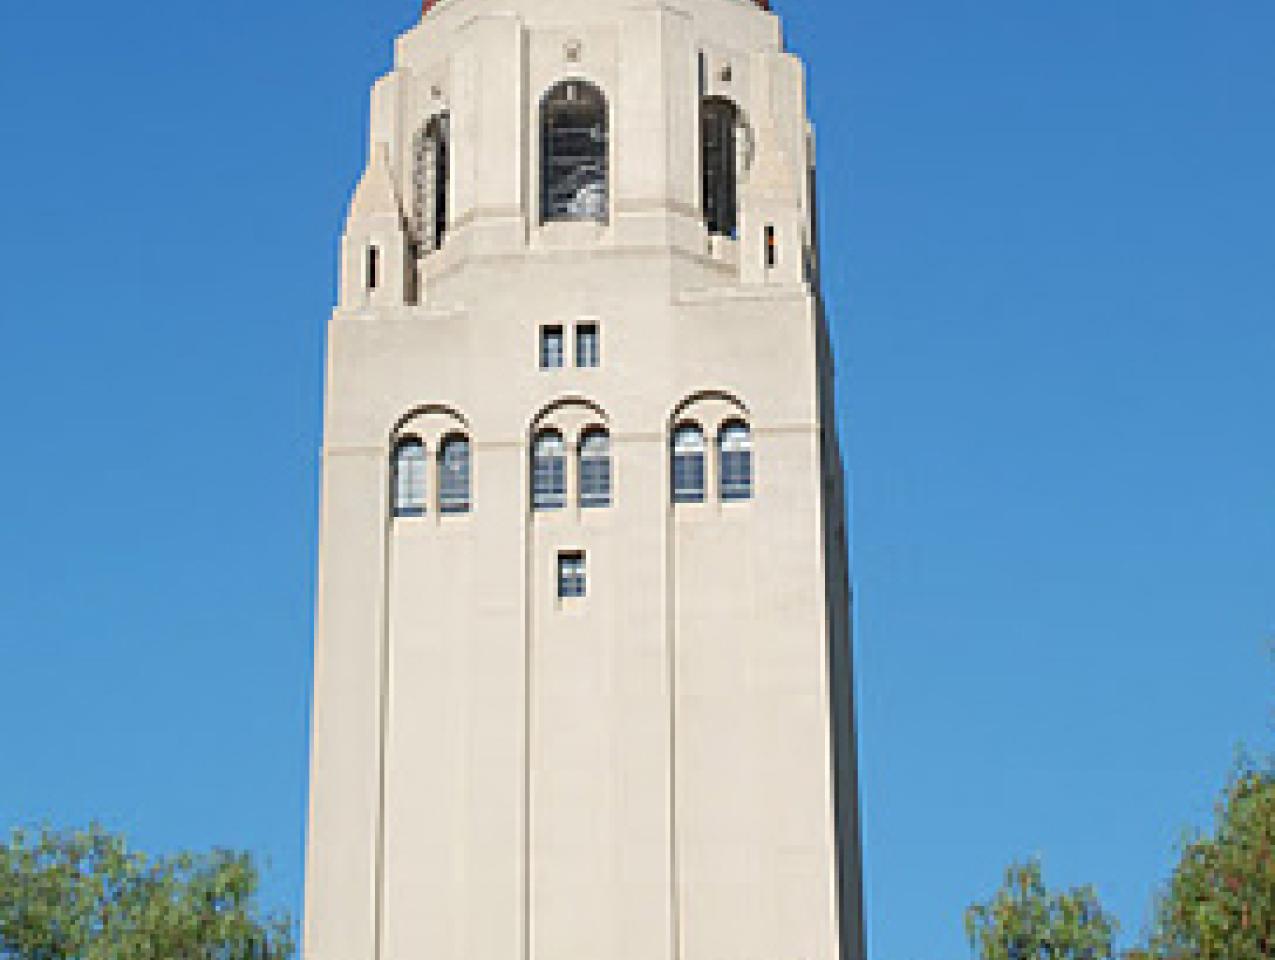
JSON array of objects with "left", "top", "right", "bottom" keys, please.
[
  {"left": 578, "top": 429, "right": 611, "bottom": 509},
  {"left": 392, "top": 438, "right": 428, "bottom": 517},
  {"left": 532, "top": 430, "right": 567, "bottom": 511},
  {"left": 541, "top": 81, "right": 609, "bottom": 223},
  {"left": 438, "top": 435, "right": 470, "bottom": 514},
  {"left": 701, "top": 98, "right": 739, "bottom": 237},
  {"left": 671, "top": 424, "right": 706, "bottom": 504},
  {"left": 413, "top": 113, "right": 450, "bottom": 255},
  {"left": 718, "top": 422, "right": 753, "bottom": 501}
]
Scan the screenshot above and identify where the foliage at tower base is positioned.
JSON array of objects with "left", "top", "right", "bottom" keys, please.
[
  {"left": 964, "top": 860, "right": 1118, "bottom": 960},
  {"left": 0, "top": 825, "right": 294, "bottom": 960},
  {"left": 1149, "top": 761, "right": 1274, "bottom": 959},
  {"left": 967, "top": 761, "right": 1273, "bottom": 960}
]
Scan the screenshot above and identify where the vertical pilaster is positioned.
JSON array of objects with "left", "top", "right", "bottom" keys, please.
[
  {"left": 303, "top": 443, "right": 388, "bottom": 960},
  {"left": 614, "top": 5, "right": 698, "bottom": 245}
]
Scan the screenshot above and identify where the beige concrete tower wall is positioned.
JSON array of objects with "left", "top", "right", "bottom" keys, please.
[
  {"left": 669, "top": 295, "right": 841, "bottom": 960},
  {"left": 304, "top": 1, "right": 864, "bottom": 959}
]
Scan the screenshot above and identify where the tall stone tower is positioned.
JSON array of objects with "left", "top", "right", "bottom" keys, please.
[{"left": 304, "top": 0, "right": 864, "bottom": 959}]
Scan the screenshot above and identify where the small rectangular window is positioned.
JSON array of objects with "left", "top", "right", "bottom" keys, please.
[
  {"left": 367, "top": 246, "right": 380, "bottom": 290},
  {"left": 575, "top": 323, "right": 600, "bottom": 368},
  {"left": 764, "top": 225, "right": 777, "bottom": 269},
  {"left": 557, "top": 551, "right": 586, "bottom": 600},
  {"left": 540, "top": 325, "right": 564, "bottom": 369}
]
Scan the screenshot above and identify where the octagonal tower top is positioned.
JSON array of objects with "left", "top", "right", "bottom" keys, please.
[{"left": 421, "top": 0, "right": 770, "bottom": 11}]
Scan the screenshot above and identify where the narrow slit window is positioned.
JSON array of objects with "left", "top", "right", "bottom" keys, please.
[
  {"left": 576, "top": 323, "right": 600, "bottom": 368},
  {"left": 764, "top": 225, "right": 777, "bottom": 269},
  {"left": 540, "top": 326, "right": 564, "bottom": 370},
  {"left": 367, "top": 245, "right": 380, "bottom": 290},
  {"left": 557, "top": 551, "right": 586, "bottom": 599}
]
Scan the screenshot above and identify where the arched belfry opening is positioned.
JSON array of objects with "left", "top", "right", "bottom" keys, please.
[
  {"left": 540, "top": 80, "right": 609, "bottom": 224},
  {"left": 702, "top": 97, "right": 741, "bottom": 238},
  {"left": 412, "top": 113, "right": 449, "bottom": 255}
]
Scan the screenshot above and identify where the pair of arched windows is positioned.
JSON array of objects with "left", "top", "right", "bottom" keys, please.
[
  {"left": 532, "top": 428, "right": 612, "bottom": 511},
  {"left": 671, "top": 422, "right": 752, "bottom": 504},
  {"left": 392, "top": 435, "right": 471, "bottom": 517}
]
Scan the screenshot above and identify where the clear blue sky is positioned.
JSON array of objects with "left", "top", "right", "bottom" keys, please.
[{"left": 0, "top": 1, "right": 1271, "bottom": 957}]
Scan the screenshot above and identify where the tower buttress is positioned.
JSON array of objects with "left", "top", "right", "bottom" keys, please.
[{"left": 342, "top": 143, "right": 409, "bottom": 309}]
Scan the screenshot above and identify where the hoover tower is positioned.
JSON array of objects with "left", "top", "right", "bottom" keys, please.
[{"left": 304, "top": 1, "right": 865, "bottom": 958}]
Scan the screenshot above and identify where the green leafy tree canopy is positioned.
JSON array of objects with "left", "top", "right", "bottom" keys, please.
[
  {"left": 1150, "top": 761, "right": 1274, "bottom": 959},
  {"left": 965, "top": 860, "right": 1118, "bottom": 960},
  {"left": 0, "top": 824, "right": 294, "bottom": 960}
]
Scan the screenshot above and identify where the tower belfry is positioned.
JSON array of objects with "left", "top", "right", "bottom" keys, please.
[{"left": 304, "top": 1, "right": 865, "bottom": 958}]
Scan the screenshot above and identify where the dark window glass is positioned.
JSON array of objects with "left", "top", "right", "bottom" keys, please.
[
  {"left": 533, "top": 431, "right": 567, "bottom": 510},
  {"left": 671, "top": 424, "right": 706, "bottom": 504},
  {"left": 392, "top": 439, "right": 427, "bottom": 517},
  {"left": 718, "top": 423, "right": 753, "bottom": 502},
  {"left": 579, "top": 430, "right": 611, "bottom": 508},
  {"left": 540, "top": 326, "right": 564, "bottom": 369},
  {"left": 576, "top": 323, "right": 600, "bottom": 368},
  {"left": 558, "top": 551, "right": 587, "bottom": 599},
  {"left": 438, "top": 435, "right": 471, "bottom": 514}
]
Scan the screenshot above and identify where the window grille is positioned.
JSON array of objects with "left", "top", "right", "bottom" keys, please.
[
  {"left": 540, "top": 326, "right": 564, "bottom": 369},
  {"left": 575, "top": 323, "right": 600, "bottom": 368},
  {"left": 558, "top": 551, "right": 587, "bottom": 599},
  {"left": 412, "top": 114, "right": 449, "bottom": 255},
  {"left": 541, "top": 81, "right": 609, "bottom": 223},
  {"left": 702, "top": 98, "right": 738, "bottom": 237},
  {"left": 533, "top": 431, "right": 567, "bottom": 510},
  {"left": 392, "top": 439, "right": 428, "bottom": 517},
  {"left": 718, "top": 422, "right": 753, "bottom": 502},
  {"left": 438, "top": 435, "right": 471, "bottom": 514},
  {"left": 671, "top": 424, "right": 706, "bottom": 504},
  {"left": 579, "top": 430, "right": 611, "bottom": 508}
]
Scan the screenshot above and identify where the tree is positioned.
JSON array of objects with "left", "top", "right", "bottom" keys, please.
[
  {"left": 1148, "top": 761, "right": 1274, "bottom": 959},
  {"left": 965, "top": 860, "right": 1118, "bottom": 960},
  {"left": 0, "top": 824, "right": 294, "bottom": 960}
]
